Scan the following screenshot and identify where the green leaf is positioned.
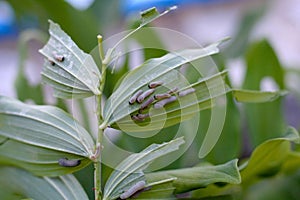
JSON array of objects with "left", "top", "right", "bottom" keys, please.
[
  {"left": 232, "top": 89, "right": 287, "bottom": 103},
  {"left": 203, "top": 93, "right": 241, "bottom": 164},
  {"left": 281, "top": 152, "right": 300, "bottom": 174},
  {"left": 223, "top": 5, "right": 266, "bottom": 58},
  {"left": 103, "top": 137, "right": 185, "bottom": 200},
  {"left": 0, "top": 96, "right": 94, "bottom": 176},
  {"left": 240, "top": 127, "right": 300, "bottom": 184},
  {"left": 243, "top": 39, "right": 285, "bottom": 146},
  {"left": 103, "top": 41, "right": 226, "bottom": 130},
  {"left": 39, "top": 20, "right": 101, "bottom": 99},
  {"left": 111, "top": 71, "right": 228, "bottom": 132},
  {"left": 242, "top": 169, "right": 300, "bottom": 200},
  {"left": 0, "top": 167, "right": 88, "bottom": 200},
  {"left": 140, "top": 6, "right": 177, "bottom": 26},
  {"left": 145, "top": 159, "right": 241, "bottom": 194}
]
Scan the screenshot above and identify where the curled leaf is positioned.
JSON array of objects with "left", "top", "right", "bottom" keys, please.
[
  {"left": 145, "top": 159, "right": 241, "bottom": 194},
  {"left": 241, "top": 127, "right": 300, "bottom": 183},
  {"left": 232, "top": 89, "right": 288, "bottom": 103}
]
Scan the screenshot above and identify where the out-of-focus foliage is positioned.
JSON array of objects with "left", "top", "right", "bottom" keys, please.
[{"left": 243, "top": 40, "right": 286, "bottom": 147}]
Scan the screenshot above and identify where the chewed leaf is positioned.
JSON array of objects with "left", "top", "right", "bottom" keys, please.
[
  {"left": 0, "top": 167, "right": 89, "bottom": 200},
  {"left": 103, "top": 137, "right": 184, "bottom": 200},
  {"left": 140, "top": 6, "right": 177, "bottom": 26},
  {"left": 0, "top": 96, "right": 94, "bottom": 176},
  {"left": 103, "top": 40, "right": 224, "bottom": 129},
  {"left": 39, "top": 20, "right": 100, "bottom": 99}
]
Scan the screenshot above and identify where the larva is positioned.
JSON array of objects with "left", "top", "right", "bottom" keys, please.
[
  {"left": 137, "top": 89, "right": 155, "bottom": 103},
  {"left": 148, "top": 81, "right": 163, "bottom": 88},
  {"left": 167, "top": 87, "right": 179, "bottom": 95},
  {"left": 154, "top": 93, "right": 171, "bottom": 100},
  {"left": 154, "top": 96, "right": 177, "bottom": 109},
  {"left": 48, "top": 59, "right": 55, "bottom": 66},
  {"left": 136, "top": 113, "right": 149, "bottom": 120},
  {"left": 178, "top": 88, "right": 196, "bottom": 97},
  {"left": 140, "top": 96, "right": 155, "bottom": 110},
  {"left": 131, "top": 113, "right": 149, "bottom": 121},
  {"left": 131, "top": 115, "right": 142, "bottom": 121},
  {"left": 129, "top": 90, "right": 143, "bottom": 105},
  {"left": 120, "top": 181, "right": 146, "bottom": 199},
  {"left": 53, "top": 51, "right": 65, "bottom": 62},
  {"left": 130, "top": 186, "right": 152, "bottom": 198},
  {"left": 58, "top": 158, "right": 81, "bottom": 167}
]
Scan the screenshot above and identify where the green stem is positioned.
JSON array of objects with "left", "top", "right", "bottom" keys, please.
[{"left": 94, "top": 35, "right": 109, "bottom": 200}]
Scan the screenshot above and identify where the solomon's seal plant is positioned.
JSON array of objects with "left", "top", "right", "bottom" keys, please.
[{"left": 0, "top": 6, "right": 297, "bottom": 200}]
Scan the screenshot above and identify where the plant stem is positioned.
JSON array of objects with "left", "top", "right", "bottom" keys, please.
[{"left": 94, "top": 35, "right": 109, "bottom": 200}]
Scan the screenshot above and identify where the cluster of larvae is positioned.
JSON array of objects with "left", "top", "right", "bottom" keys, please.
[{"left": 129, "top": 80, "right": 196, "bottom": 121}]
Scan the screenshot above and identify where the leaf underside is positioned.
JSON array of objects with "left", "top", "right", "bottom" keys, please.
[
  {"left": 103, "top": 137, "right": 185, "bottom": 200},
  {"left": 0, "top": 167, "right": 89, "bottom": 200},
  {"left": 39, "top": 20, "right": 101, "bottom": 99},
  {"left": 0, "top": 96, "right": 94, "bottom": 176}
]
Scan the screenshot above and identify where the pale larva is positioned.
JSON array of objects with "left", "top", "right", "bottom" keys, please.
[
  {"left": 131, "top": 113, "right": 149, "bottom": 121},
  {"left": 120, "top": 181, "right": 146, "bottom": 199},
  {"left": 137, "top": 89, "right": 155, "bottom": 103},
  {"left": 167, "top": 87, "right": 179, "bottom": 95},
  {"left": 129, "top": 90, "right": 143, "bottom": 105},
  {"left": 148, "top": 81, "right": 163, "bottom": 88},
  {"left": 154, "top": 93, "right": 171, "bottom": 100},
  {"left": 154, "top": 96, "right": 177, "bottom": 109},
  {"left": 131, "top": 115, "right": 142, "bottom": 121},
  {"left": 58, "top": 158, "right": 81, "bottom": 167},
  {"left": 136, "top": 113, "right": 150, "bottom": 120},
  {"left": 178, "top": 88, "right": 196, "bottom": 97},
  {"left": 140, "top": 96, "right": 155, "bottom": 110},
  {"left": 53, "top": 51, "right": 65, "bottom": 62}
]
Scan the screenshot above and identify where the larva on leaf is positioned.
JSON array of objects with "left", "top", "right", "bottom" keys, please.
[
  {"left": 48, "top": 59, "right": 55, "bottom": 66},
  {"left": 129, "top": 90, "right": 143, "bottom": 105},
  {"left": 136, "top": 113, "right": 150, "bottom": 120},
  {"left": 52, "top": 51, "right": 65, "bottom": 62},
  {"left": 148, "top": 81, "right": 163, "bottom": 88},
  {"left": 137, "top": 89, "right": 155, "bottom": 103},
  {"left": 154, "top": 93, "right": 171, "bottom": 100},
  {"left": 120, "top": 181, "right": 146, "bottom": 199},
  {"left": 58, "top": 158, "right": 81, "bottom": 167},
  {"left": 178, "top": 88, "right": 196, "bottom": 97},
  {"left": 154, "top": 96, "right": 177, "bottom": 109},
  {"left": 140, "top": 96, "right": 155, "bottom": 110},
  {"left": 167, "top": 87, "right": 179, "bottom": 95}
]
